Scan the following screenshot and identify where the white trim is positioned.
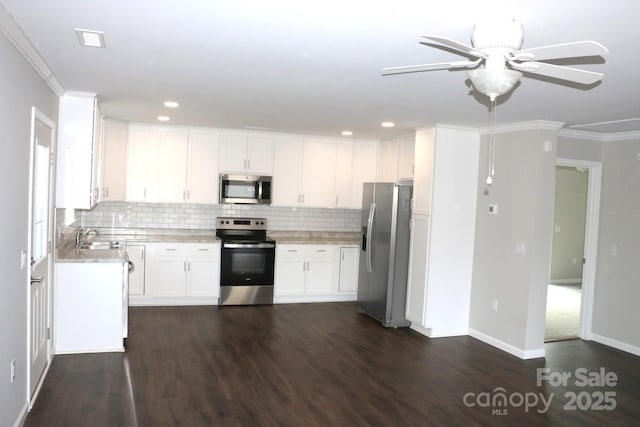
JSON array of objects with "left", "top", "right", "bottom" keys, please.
[
  {"left": 128, "top": 296, "right": 219, "bottom": 306},
  {"left": 558, "top": 128, "right": 640, "bottom": 142},
  {"left": 469, "top": 328, "right": 546, "bottom": 359},
  {"left": 409, "top": 323, "right": 432, "bottom": 337},
  {"left": 28, "top": 360, "right": 51, "bottom": 410},
  {"left": 591, "top": 333, "right": 640, "bottom": 357},
  {"left": 55, "top": 347, "right": 125, "bottom": 355},
  {"left": 556, "top": 158, "right": 601, "bottom": 341},
  {"left": 274, "top": 294, "right": 357, "bottom": 304},
  {"left": 12, "top": 400, "right": 29, "bottom": 427},
  {"left": 478, "top": 120, "right": 564, "bottom": 135},
  {"left": 0, "top": 4, "right": 64, "bottom": 95}
]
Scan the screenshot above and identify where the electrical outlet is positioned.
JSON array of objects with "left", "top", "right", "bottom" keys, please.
[
  {"left": 491, "top": 298, "right": 499, "bottom": 312},
  {"left": 10, "top": 358, "right": 16, "bottom": 383}
]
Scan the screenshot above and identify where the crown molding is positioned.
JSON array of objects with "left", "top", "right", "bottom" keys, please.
[
  {"left": 478, "top": 120, "right": 564, "bottom": 135},
  {"left": 558, "top": 128, "right": 640, "bottom": 142},
  {"left": 0, "top": 4, "right": 64, "bottom": 96}
]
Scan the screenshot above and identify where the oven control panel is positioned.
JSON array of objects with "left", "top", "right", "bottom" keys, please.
[{"left": 217, "top": 217, "right": 267, "bottom": 231}]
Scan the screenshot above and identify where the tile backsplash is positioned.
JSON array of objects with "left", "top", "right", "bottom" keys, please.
[{"left": 80, "top": 202, "right": 362, "bottom": 232}]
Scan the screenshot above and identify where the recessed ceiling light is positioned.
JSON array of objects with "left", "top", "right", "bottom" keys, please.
[
  {"left": 164, "top": 101, "right": 179, "bottom": 108},
  {"left": 75, "top": 29, "right": 105, "bottom": 48},
  {"left": 381, "top": 122, "right": 395, "bottom": 128},
  {"left": 157, "top": 116, "right": 170, "bottom": 122},
  {"left": 341, "top": 131, "right": 353, "bottom": 136}
]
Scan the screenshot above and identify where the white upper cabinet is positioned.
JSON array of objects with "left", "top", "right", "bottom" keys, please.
[
  {"left": 126, "top": 124, "right": 159, "bottom": 202},
  {"left": 127, "top": 125, "right": 220, "bottom": 204},
  {"left": 376, "top": 135, "right": 414, "bottom": 183},
  {"left": 219, "top": 131, "right": 274, "bottom": 175},
  {"left": 301, "top": 137, "right": 336, "bottom": 208},
  {"left": 187, "top": 129, "right": 220, "bottom": 204},
  {"left": 397, "top": 135, "right": 415, "bottom": 180},
  {"left": 56, "top": 93, "right": 100, "bottom": 209},
  {"left": 273, "top": 134, "right": 303, "bottom": 206},
  {"left": 334, "top": 140, "right": 353, "bottom": 208},
  {"left": 349, "top": 140, "right": 378, "bottom": 209},
  {"left": 100, "top": 119, "right": 128, "bottom": 202},
  {"left": 156, "top": 128, "right": 189, "bottom": 203},
  {"left": 413, "top": 129, "right": 435, "bottom": 216}
]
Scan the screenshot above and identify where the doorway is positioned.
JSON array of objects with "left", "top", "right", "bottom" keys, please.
[
  {"left": 28, "top": 108, "right": 55, "bottom": 404},
  {"left": 545, "top": 159, "right": 601, "bottom": 342}
]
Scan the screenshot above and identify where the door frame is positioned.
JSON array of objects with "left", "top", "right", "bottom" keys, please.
[
  {"left": 554, "top": 158, "right": 601, "bottom": 340},
  {"left": 27, "top": 107, "right": 56, "bottom": 407}
]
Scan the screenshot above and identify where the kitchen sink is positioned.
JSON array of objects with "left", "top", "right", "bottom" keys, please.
[{"left": 77, "top": 241, "right": 123, "bottom": 250}]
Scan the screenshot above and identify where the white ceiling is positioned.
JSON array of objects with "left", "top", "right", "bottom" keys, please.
[{"left": 2, "top": 0, "right": 639, "bottom": 138}]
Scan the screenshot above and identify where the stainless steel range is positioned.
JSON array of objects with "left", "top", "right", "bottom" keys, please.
[{"left": 216, "top": 217, "right": 275, "bottom": 305}]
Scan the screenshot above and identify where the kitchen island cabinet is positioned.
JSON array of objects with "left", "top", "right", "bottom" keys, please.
[{"left": 54, "top": 260, "right": 127, "bottom": 354}]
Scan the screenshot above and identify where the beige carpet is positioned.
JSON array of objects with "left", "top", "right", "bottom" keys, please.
[{"left": 545, "top": 283, "right": 581, "bottom": 342}]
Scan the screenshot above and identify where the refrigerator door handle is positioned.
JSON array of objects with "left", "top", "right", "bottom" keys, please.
[{"left": 366, "top": 202, "right": 376, "bottom": 273}]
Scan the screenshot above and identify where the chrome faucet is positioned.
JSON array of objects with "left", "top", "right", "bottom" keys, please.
[{"left": 75, "top": 228, "right": 99, "bottom": 246}]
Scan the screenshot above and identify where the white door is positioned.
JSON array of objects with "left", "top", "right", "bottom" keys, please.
[{"left": 29, "top": 109, "right": 55, "bottom": 400}]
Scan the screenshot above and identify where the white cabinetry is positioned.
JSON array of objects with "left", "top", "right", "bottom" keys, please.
[
  {"left": 126, "top": 124, "right": 159, "bottom": 202},
  {"left": 377, "top": 135, "right": 414, "bottom": 183},
  {"left": 301, "top": 137, "right": 336, "bottom": 207},
  {"left": 275, "top": 244, "right": 357, "bottom": 303},
  {"left": 100, "top": 119, "right": 128, "bottom": 201},
  {"left": 127, "top": 244, "right": 146, "bottom": 296},
  {"left": 187, "top": 129, "right": 220, "bottom": 204},
  {"left": 405, "top": 126, "right": 479, "bottom": 338},
  {"left": 339, "top": 246, "right": 359, "bottom": 292},
  {"left": 273, "top": 136, "right": 345, "bottom": 208},
  {"left": 219, "top": 131, "right": 274, "bottom": 174},
  {"left": 273, "top": 134, "right": 303, "bottom": 206},
  {"left": 54, "top": 261, "right": 126, "bottom": 353},
  {"left": 334, "top": 140, "right": 352, "bottom": 208},
  {"left": 126, "top": 124, "right": 219, "bottom": 204},
  {"left": 349, "top": 140, "right": 378, "bottom": 209},
  {"left": 56, "top": 93, "right": 100, "bottom": 209},
  {"left": 134, "top": 242, "right": 220, "bottom": 305}
]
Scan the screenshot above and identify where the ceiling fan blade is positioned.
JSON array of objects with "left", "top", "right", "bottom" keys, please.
[
  {"left": 509, "top": 61, "right": 604, "bottom": 85},
  {"left": 421, "top": 35, "right": 487, "bottom": 59},
  {"left": 511, "top": 41, "right": 609, "bottom": 62},
  {"left": 382, "top": 59, "right": 481, "bottom": 76}
]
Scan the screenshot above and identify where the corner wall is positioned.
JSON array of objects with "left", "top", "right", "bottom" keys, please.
[
  {"left": 0, "top": 30, "right": 58, "bottom": 427},
  {"left": 469, "top": 126, "right": 559, "bottom": 358}
]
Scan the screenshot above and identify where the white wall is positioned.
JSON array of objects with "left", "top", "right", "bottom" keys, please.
[
  {"left": 469, "top": 126, "right": 559, "bottom": 358},
  {"left": 592, "top": 138, "right": 640, "bottom": 351},
  {"left": 0, "top": 31, "right": 58, "bottom": 426}
]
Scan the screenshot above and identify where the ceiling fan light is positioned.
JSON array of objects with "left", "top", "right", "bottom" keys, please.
[{"left": 467, "top": 68, "right": 523, "bottom": 101}]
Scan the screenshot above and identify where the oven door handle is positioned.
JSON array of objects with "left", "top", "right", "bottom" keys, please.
[{"left": 223, "top": 243, "right": 276, "bottom": 249}]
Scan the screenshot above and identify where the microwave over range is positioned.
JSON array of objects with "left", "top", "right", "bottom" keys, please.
[{"left": 219, "top": 174, "right": 272, "bottom": 205}]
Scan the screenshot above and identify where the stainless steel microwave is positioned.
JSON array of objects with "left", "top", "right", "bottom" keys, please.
[{"left": 219, "top": 174, "right": 272, "bottom": 204}]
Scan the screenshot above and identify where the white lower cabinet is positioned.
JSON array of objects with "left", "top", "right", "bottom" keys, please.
[
  {"left": 127, "top": 244, "right": 146, "bottom": 296},
  {"left": 130, "top": 242, "right": 220, "bottom": 305},
  {"left": 275, "top": 244, "right": 358, "bottom": 303},
  {"left": 338, "top": 246, "right": 359, "bottom": 292},
  {"left": 54, "top": 261, "right": 126, "bottom": 353}
]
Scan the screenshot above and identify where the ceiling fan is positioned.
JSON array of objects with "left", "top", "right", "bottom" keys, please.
[{"left": 382, "top": 19, "right": 609, "bottom": 101}]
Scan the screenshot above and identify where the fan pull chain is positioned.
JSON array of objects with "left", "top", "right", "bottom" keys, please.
[{"left": 486, "top": 99, "right": 497, "bottom": 185}]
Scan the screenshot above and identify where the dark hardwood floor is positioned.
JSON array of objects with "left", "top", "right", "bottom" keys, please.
[{"left": 25, "top": 303, "right": 640, "bottom": 426}]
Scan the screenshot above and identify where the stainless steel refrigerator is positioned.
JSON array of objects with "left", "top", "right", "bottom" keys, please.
[{"left": 357, "top": 181, "right": 412, "bottom": 327}]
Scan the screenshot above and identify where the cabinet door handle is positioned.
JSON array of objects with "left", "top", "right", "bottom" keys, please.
[
  {"left": 316, "top": 249, "right": 326, "bottom": 253},
  {"left": 165, "top": 248, "right": 177, "bottom": 251},
  {"left": 198, "top": 248, "right": 209, "bottom": 251},
  {"left": 287, "top": 249, "right": 298, "bottom": 253}
]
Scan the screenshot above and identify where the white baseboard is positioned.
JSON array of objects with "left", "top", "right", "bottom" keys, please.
[
  {"left": 13, "top": 400, "right": 29, "bottom": 427},
  {"left": 55, "top": 347, "right": 125, "bottom": 355},
  {"left": 591, "top": 333, "right": 640, "bottom": 356},
  {"left": 409, "top": 323, "right": 432, "bottom": 337},
  {"left": 468, "top": 328, "right": 546, "bottom": 360},
  {"left": 274, "top": 294, "right": 356, "bottom": 304},
  {"left": 129, "top": 296, "right": 219, "bottom": 306}
]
